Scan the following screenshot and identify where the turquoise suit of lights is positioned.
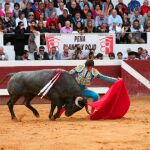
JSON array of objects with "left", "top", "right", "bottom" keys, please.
[{"left": 70, "top": 65, "right": 117, "bottom": 102}]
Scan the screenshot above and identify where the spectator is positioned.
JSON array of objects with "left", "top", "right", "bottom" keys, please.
[
  {"left": 130, "top": 19, "right": 145, "bottom": 44},
  {"left": 60, "top": 21, "right": 73, "bottom": 33},
  {"left": 13, "top": 3, "right": 21, "bottom": 19},
  {"left": 56, "top": 2, "right": 67, "bottom": 16},
  {"left": 108, "top": 52, "right": 115, "bottom": 60},
  {"left": 115, "top": 0, "right": 128, "bottom": 17},
  {"left": 85, "top": 20, "right": 96, "bottom": 33},
  {"left": 72, "top": 46, "right": 84, "bottom": 60},
  {"left": 128, "top": 0, "right": 141, "bottom": 13},
  {"left": 72, "top": 11, "right": 84, "bottom": 28},
  {"left": 117, "top": 52, "right": 123, "bottom": 59},
  {"left": 67, "top": 1, "right": 81, "bottom": 17},
  {"left": 49, "top": 46, "right": 61, "bottom": 60},
  {"left": 109, "top": 19, "right": 122, "bottom": 33},
  {"left": 2, "top": 0, "right": 14, "bottom": 10},
  {"left": 14, "top": 22, "right": 26, "bottom": 60},
  {"left": 128, "top": 51, "right": 138, "bottom": 60},
  {"left": 22, "top": 2, "right": 34, "bottom": 19},
  {"left": 145, "top": 20, "right": 150, "bottom": 31},
  {"left": 0, "top": 3, "right": 13, "bottom": 17},
  {"left": 95, "top": 11, "right": 108, "bottom": 27},
  {"left": 22, "top": 50, "right": 30, "bottom": 60},
  {"left": 35, "top": 2, "right": 45, "bottom": 20},
  {"left": 96, "top": 53, "right": 103, "bottom": 60},
  {"left": 58, "top": 9, "right": 72, "bottom": 28},
  {"left": 81, "top": 4, "right": 92, "bottom": 19},
  {"left": 28, "top": 32, "right": 37, "bottom": 53},
  {"left": 48, "top": 22, "right": 60, "bottom": 33},
  {"left": 46, "top": 12, "right": 58, "bottom": 29},
  {"left": 45, "top": 2, "right": 57, "bottom": 20},
  {"left": 32, "top": 0, "right": 39, "bottom": 11},
  {"left": 140, "top": 49, "right": 149, "bottom": 59},
  {"left": 88, "top": 51, "right": 94, "bottom": 60},
  {"left": 80, "top": 0, "right": 93, "bottom": 10},
  {"left": 84, "top": 12, "right": 95, "bottom": 27},
  {"left": 0, "top": 46, "right": 8, "bottom": 60},
  {"left": 141, "top": 0, "right": 150, "bottom": 16},
  {"left": 0, "top": 22, "right": 5, "bottom": 32},
  {"left": 130, "top": 9, "right": 143, "bottom": 25},
  {"left": 19, "top": 0, "right": 28, "bottom": 10},
  {"left": 108, "top": 9, "right": 123, "bottom": 26},
  {"left": 142, "top": 10, "right": 150, "bottom": 27},
  {"left": 34, "top": 46, "right": 49, "bottom": 60},
  {"left": 60, "top": 45, "right": 72, "bottom": 60},
  {"left": 16, "top": 12, "right": 28, "bottom": 29},
  {"left": 54, "top": 0, "right": 66, "bottom": 8},
  {"left": 104, "top": 0, "right": 114, "bottom": 16},
  {"left": 96, "top": 23, "right": 109, "bottom": 33},
  {"left": 27, "top": 12, "right": 35, "bottom": 24},
  {"left": 26, "top": 20, "right": 38, "bottom": 33},
  {"left": 122, "top": 13, "right": 130, "bottom": 26},
  {"left": 73, "top": 21, "right": 85, "bottom": 33},
  {"left": 137, "top": 47, "right": 143, "bottom": 58},
  {"left": 92, "top": 4, "right": 101, "bottom": 20}
]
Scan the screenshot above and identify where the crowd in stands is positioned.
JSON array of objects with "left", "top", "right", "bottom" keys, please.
[{"left": 0, "top": 0, "right": 150, "bottom": 60}]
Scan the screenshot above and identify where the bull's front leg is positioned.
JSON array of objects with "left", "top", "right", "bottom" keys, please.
[
  {"left": 51, "top": 105, "right": 62, "bottom": 120},
  {"left": 49, "top": 102, "right": 56, "bottom": 120}
]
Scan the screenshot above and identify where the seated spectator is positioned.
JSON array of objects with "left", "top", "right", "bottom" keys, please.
[
  {"left": 140, "top": 0, "right": 150, "bottom": 16},
  {"left": 145, "top": 20, "right": 150, "bottom": 31},
  {"left": 140, "top": 49, "right": 149, "bottom": 60},
  {"left": 96, "top": 23, "right": 109, "bottom": 33},
  {"left": 32, "top": 0, "right": 39, "bottom": 11},
  {"left": 60, "top": 21, "right": 73, "bottom": 33},
  {"left": 0, "top": 46, "right": 8, "bottom": 60},
  {"left": 49, "top": 46, "right": 61, "bottom": 60},
  {"left": 72, "top": 11, "right": 84, "bottom": 28},
  {"left": 81, "top": 4, "right": 92, "bottom": 19},
  {"left": 137, "top": 47, "right": 143, "bottom": 58},
  {"left": 58, "top": 9, "right": 72, "bottom": 29},
  {"left": 85, "top": 20, "right": 96, "bottom": 33},
  {"left": 130, "top": 20, "right": 145, "bottom": 44},
  {"left": 115, "top": 0, "right": 128, "bottom": 17},
  {"left": 120, "top": 22, "right": 132, "bottom": 43},
  {"left": 45, "top": 2, "right": 57, "bottom": 20},
  {"left": 122, "top": 13, "right": 130, "bottom": 26},
  {"left": 26, "top": 20, "right": 38, "bottom": 33},
  {"left": 95, "top": 11, "right": 108, "bottom": 27},
  {"left": 16, "top": 12, "right": 28, "bottom": 29},
  {"left": 48, "top": 22, "right": 60, "bottom": 33},
  {"left": 22, "top": 50, "right": 30, "bottom": 60},
  {"left": 130, "top": 9, "right": 143, "bottom": 25},
  {"left": 128, "top": 0, "right": 141, "bottom": 13},
  {"left": 108, "top": 52, "right": 115, "bottom": 60},
  {"left": 56, "top": 2, "right": 67, "bottom": 16},
  {"left": 22, "top": 2, "right": 34, "bottom": 19},
  {"left": 84, "top": 12, "right": 95, "bottom": 27},
  {"left": 35, "top": 2, "right": 45, "bottom": 20},
  {"left": 34, "top": 46, "right": 49, "bottom": 60},
  {"left": 0, "top": 22, "right": 5, "bottom": 32},
  {"left": 80, "top": 0, "right": 93, "bottom": 10},
  {"left": 27, "top": 12, "right": 35, "bottom": 24},
  {"left": 46, "top": 12, "right": 58, "bottom": 29},
  {"left": 67, "top": 1, "right": 81, "bottom": 17},
  {"left": 117, "top": 52, "right": 123, "bottom": 60},
  {"left": 13, "top": 3, "right": 21, "bottom": 19},
  {"left": 88, "top": 51, "right": 94, "bottom": 60},
  {"left": 54, "top": 0, "right": 66, "bottom": 8},
  {"left": 20, "top": 0, "right": 28, "bottom": 10},
  {"left": 0, "top": 3, "right": 13, "bottom": 17},
  {"left": 108, "top": 9, "right": 123, "bottom": 27},
  {"left": 92, "top": 4, "right": 101, "bottom": 20},
  {"left": 72, "top": 46, "right": 84, "bottom": 60},
  {"left": 14, "top": 22, "right": 26, "bottom": 60},
  {"left": 142, "top": 10, "right": 150, "bottom": 27},
  {"left": 128, "top": 51, "right": 139, "bottom": 60},
  {"left": 60, "top": 45, "right": 72, "bottom": 60},
  {"left": 103, "top": 0, "right": 114, "bottom": 16},
  {"left": 96, "top": 53, "right": 103, "bottom": 60},
  {"left": 109, "top": 19, "right": 122, "bottom": 33},
  {"left": 2, "top": 0, "right": 14, "bottom": 10},
  {"left": 73, "top": 21, "right": 85, "bottom": 33}
]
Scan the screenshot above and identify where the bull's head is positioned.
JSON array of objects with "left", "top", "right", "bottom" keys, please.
[{"left": 65, "top": 97, "right": 87, "bottom": 117}]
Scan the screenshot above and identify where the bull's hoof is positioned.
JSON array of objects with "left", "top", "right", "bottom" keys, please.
[
  {"left": 49, "top": 116, "right": 56, "bottom": 121},
  {"left": 34, "top": 113, "right": 40, "bottom": 118},
  {"left": 12, "top": 117, "right": 18, "bottom": 122}
]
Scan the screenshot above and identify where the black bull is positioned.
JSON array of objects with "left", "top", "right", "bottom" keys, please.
[{"left": 6, "top": 69, "right": 88, "bottom": 120}]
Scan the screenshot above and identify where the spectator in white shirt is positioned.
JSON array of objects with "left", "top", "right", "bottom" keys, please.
[
  {"left": 56, "top": 2, "right": 67, "bottom": 16},
  {"left": 16, "top": 12, "right": 28, "bottom": 29},
  {"left": 2, "top": 0, "right": 14, "bottom": 10},
  {"left": 109, "top": 19, "right": 122, "bottom": 33},
  {"left": 61, "top": 45, "right": 72, "bottom": 60}
]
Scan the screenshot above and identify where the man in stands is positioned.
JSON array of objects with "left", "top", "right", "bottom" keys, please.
[
  {"left": 60, "top": 45, "right": 72, "bottom": 60},
  {"left": 0, "top": 47, "right": 8, "bottom": 61},
  {"left": 60, "top": 21, "right": 73, "bottom": 33},
  {"left": 49, "top": 46, "right": 61, "bottom": 60}
]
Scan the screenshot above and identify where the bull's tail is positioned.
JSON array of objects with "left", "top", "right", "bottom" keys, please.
[{"left": 0, "top": 73, "right": 15, "bottom": 85}]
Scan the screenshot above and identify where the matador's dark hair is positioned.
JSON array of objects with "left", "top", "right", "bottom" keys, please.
[{"left": 85, "top": 59, "right": 94, "bottom": 67}]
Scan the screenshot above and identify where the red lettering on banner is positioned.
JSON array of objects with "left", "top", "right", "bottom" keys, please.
[
  {"left": 99, "top": 36, "right": 113, "bottom": 55},
  {"left": 46, "top": 36, "right": 60, "bottom": 52}
]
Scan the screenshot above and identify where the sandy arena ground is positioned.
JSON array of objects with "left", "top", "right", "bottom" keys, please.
[{"left": 0, "top": 97, "right": 150, "bottom": 150}]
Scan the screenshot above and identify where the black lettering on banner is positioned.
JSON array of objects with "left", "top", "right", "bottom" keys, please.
[{"left": 74, "top": 36, "right": 85, "bottom": 42}]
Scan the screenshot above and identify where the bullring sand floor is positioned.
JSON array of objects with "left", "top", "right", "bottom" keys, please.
[{"left": 0, "top": 97, "right": 150, "bottom": 150}]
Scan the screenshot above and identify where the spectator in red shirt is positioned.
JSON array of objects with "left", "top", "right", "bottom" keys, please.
[
  {"left": 35, "top": 2, "right": 45, "bottom": 20},
  {"left": 46, "top": 12, "right": 58, "bottom": 29},
  {"left": 141, "top": 0, "right": 150, "bottom": 16}
]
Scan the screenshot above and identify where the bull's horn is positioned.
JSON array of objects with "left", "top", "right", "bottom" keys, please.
[{"left": 75, "top": 97, "right": 83, "bottom": 108}]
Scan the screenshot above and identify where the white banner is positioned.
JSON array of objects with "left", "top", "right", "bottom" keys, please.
[{"left": 45, "top": 33, "right": 114, "bottom": 56}]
